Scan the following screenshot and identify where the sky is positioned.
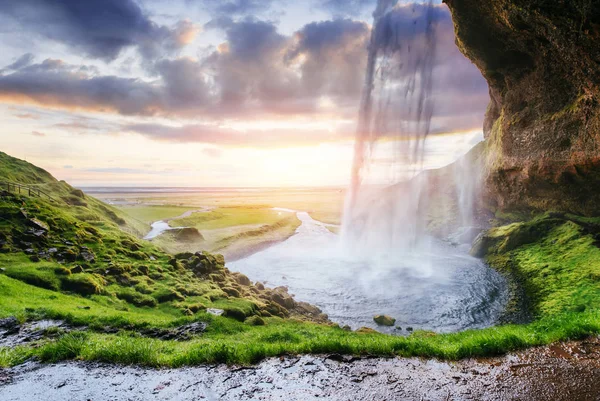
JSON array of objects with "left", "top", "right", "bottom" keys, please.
[{"left": 0, "top": 0, "right": 489, "bottom": 187}]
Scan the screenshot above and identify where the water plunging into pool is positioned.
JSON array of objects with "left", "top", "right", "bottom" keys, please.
[{"left": 232, "top": 0, "right": 507, "bottom": 333}]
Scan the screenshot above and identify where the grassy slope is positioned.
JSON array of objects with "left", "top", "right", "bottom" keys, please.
[
  {"left": 150, "top": 207, "right": 302, "bottom": 260},
  {"left": 2, "top": 151, "right": 600, "bottom": 367},
  {"left": 118, "top": 205, "right": 197, "bottom": 225}
]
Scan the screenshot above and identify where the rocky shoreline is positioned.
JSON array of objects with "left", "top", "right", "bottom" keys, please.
[{"left": 2, "top": 337, "right": 600, "bottom": 400}]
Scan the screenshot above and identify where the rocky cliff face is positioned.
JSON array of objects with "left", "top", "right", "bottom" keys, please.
[{"left": 444, "top": 0, "right": 600, "bottom": 215}]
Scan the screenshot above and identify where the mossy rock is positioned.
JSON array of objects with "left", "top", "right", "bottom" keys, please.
[
  {"left": 4, "top": 267, "right": 60, "bottom": 291},
  {"left": 232, "top": 272, "right": 251, "bottom": 286},
  {"left": 223, "top": 307, "right": 248, "bottom": 322},
  {"left": 245, "top": 315, "right": 266, "bottom": 326},
  {"left": 115, "top": 288, "right": 158, "bottom": 307},
  {"left": 373, "top": 315, "right": 396, "bottom": 326},
  {"left": 61, "top": 273, "right": 105, "bottom": 296},
  {"left": 70, "top": 189, "right": 86, "bottom": 199},
  {"left": 153, "top": 288, "right": 185, "bottom": 303},
  {"left": 222, "top": 286, "right": 241, "bottom": 298}
]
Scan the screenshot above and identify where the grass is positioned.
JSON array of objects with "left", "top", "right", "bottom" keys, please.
[
  {"left": 2, "top": 151, "right": 600, "bottom": 368},
  {"left": 117, "top": 205, "right": 197, "bottom": 225},
  {"left": 482, "top": 214, "right": 600, "bottom": 317},
  {"left": 149, "top": 207, "right": 301, "bottom": 259},
  {"left": 169, "top": 207, "right": 291, "bottom": 230}
]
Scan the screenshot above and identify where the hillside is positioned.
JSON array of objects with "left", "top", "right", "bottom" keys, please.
[{"left": 1, "top": 151, "right": 600, "bottom": 368}]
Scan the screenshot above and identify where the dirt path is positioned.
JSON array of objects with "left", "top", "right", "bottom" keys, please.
[{"left": 2, "top": 338, "right": 600, "bottom": 400}]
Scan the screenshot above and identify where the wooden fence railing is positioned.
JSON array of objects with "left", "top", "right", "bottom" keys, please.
[{"left": 1, "top": 181, "right": 56, "bottom": 202}]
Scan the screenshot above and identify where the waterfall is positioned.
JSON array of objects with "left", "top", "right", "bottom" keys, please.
[{"left": 341, "top": 0, "right": 440, "bottom": 260}]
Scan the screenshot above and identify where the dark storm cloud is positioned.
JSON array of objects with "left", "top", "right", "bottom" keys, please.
[
  {"left": 0, "top": 57, "right": 214, "bottom": 116},
  {"left": 0, "top": 0, "right": 194, "bottom": 61},
  {"left": 0, "top": 59, "right": 163, "bottom": 114},
  {"left": 203, "top": 17, "right": 304, "bottom": 114},
  {"left": 287, "top": 19, "right": 369, "bottom": 104}
]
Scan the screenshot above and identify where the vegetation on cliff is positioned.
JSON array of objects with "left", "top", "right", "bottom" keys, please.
[{"left": 445, "top": 0, "right": 600, "bottom": 215}]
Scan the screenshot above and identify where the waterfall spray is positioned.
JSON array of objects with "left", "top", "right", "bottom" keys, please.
[{"left": 342, "top": 0, "right": 438, "bottom": 259}]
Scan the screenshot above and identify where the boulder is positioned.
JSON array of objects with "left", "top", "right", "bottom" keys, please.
[{"left": 373, "top": 315, "right": 396, "bottom": 326}]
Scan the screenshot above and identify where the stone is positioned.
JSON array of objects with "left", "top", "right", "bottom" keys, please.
[
  {"left": 444, "top": 0, "right": 600, "bottom": 215},
  {"left": 79, "top": 250, "right": 95, "bottom": 263},
  {"left": 207, "top": 308, "right": 225, "bottom": 316},
  {"left": 233, "top": 273, "right": 251, "bottom": 286},
  {"left": 373, "top": 315, "right": 396, "bottom": 326}
]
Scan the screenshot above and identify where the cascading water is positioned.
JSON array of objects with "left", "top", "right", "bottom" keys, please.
[{"left": 342, "top": 0, "right": 451, "bottom": 260}]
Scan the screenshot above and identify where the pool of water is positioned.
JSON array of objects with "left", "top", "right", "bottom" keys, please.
[{"left": 229, "top": 212, "right": 508, "bottom": 334}]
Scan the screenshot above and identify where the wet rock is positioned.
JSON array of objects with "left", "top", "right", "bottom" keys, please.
[
  {"left": 448, "top": 226, "right": 483, "bottom": 246},
  {"left": 29, "top": 255, "right": 40, "bottom": 262},
  {"left": 356, "top": 327, "right": 378, "bottom": 334},
  {"left": 207, "top": 308, "right": 225, "bottom": 316},
  {"left": 142, "top": 322, "right": 207, "bottom": 341},
  {"left": 27, "top": 218, "right": 49, "bottom": 232},
  {"left": 470, "top": 233, "right": 496, "bottom": 258},
  {"left": 70, "top": 265, "right": 85, "bottom": 274},
  {"left": 406, "top": 327, "right": 414, "bottom": 332},
  {"left": 78, "top": 250, "right": 95, "bottom": 263},
  {"left": 373, "top": 315, "right": 396, "bottom": 326},
  {"left": 0, "top": 317, "right": 20, "bottom": 336},
  {"left": 0, "top": 320, "right": 70, "bottom": 347},
  {"left": 255, "top": 282, "right": 265, "bottom": 291}
]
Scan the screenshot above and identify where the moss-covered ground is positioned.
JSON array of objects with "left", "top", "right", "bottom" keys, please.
[{"left": 2, "top": 151, "right": 600, "bottom": 368}]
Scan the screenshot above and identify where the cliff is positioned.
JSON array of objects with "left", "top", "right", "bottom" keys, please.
[{"left": 443, "top": 0, "right": 600, "bottom": 215}]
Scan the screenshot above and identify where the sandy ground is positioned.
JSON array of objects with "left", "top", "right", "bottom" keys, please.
[{"left": 2, "top": 337, "right": 600, "bottom": 401}]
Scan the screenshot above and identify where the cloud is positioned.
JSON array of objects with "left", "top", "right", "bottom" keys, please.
[
  {"left": 202, "top": 147, "right": 223, "bottom": 158},
  {"left": 0, "top": 0, "right": 194, "bottom": 61},
  {"left": 195, "top": 0, "right": 275, "bottom": 16},
  {"left": 63, "top": 165, "right": 74, "bottom": 169},
  {"left": 14, "top": 112, "right": 39, "bottom": 120},
  {"left": 31, "top": 131, "right": 46, "bottom": 137},
  {"left": 0, "top": 58, "right": 163, "bottom": 115},
  {"left": 171, "top": 20, "right": 201, "bottom": 46},
  {"left": 123, "top": 122, "right": 349, "bottom": 148},
  {"left": 287, "top": 19, "right": 369, "bottom": 107},
  {"left": 317, "top": 0, "right": 375, "bottom": 17},
  {"left": 0, "top": 5, "right": 489, "bottom": 135},
  {"left": 84, "top": 167, "right": 150, "bottom": 174},
  {"left": 2, "top": 53, "right": 35, "bottom": 72}
]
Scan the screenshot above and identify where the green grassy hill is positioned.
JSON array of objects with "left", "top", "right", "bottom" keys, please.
[{"left": 2, "top": 151, "right": 600, "bottom": 368}]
